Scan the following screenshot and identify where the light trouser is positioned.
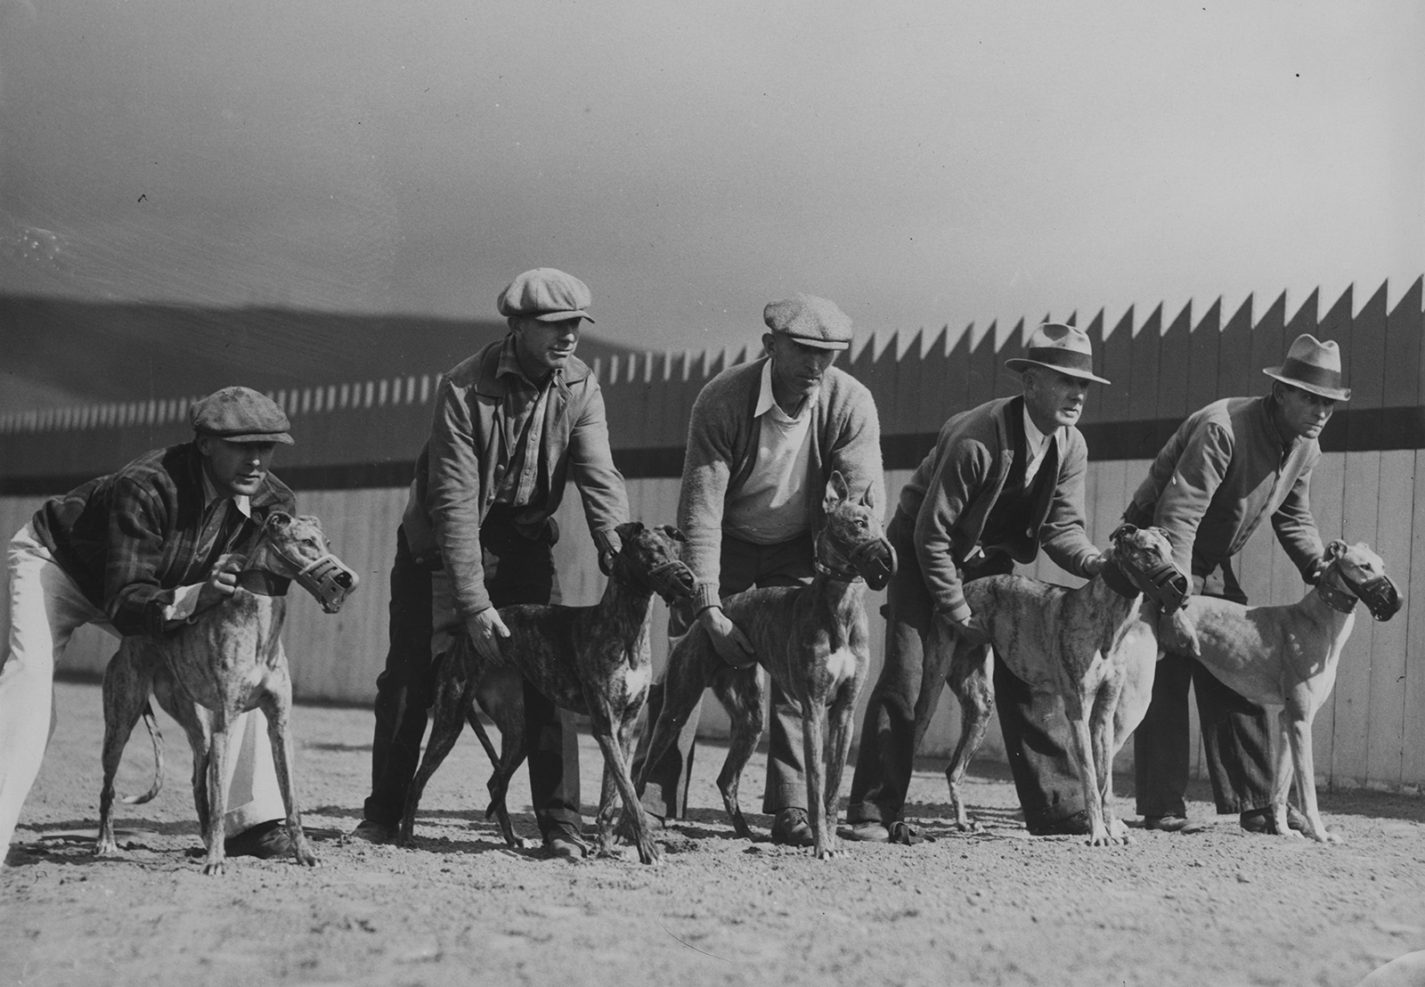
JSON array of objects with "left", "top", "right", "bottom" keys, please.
[{"left": 0, "top": 523, "right": 285, "bottom": 863}]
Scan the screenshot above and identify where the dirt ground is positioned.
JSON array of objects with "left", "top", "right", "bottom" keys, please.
[{"left": 3, "top": 681, "right": 1424, "bottom": 987}]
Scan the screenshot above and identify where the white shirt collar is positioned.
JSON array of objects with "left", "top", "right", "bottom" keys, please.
[
  {"left": 1022, "top": 406, "right": 1055, "bottom": 458},
  {"left": 199, "top": 468, "right": 252, "bottom": 518},
  {"left": 756, "top": 358, "right": 816, "bottom": 420}
]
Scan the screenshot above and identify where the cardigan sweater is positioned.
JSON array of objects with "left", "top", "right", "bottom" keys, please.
[
  {"left": 902, "top": 395, "right": 1100, "bottom": 624},
  {"left": 1125, "top": 394, "right": 1324, "bottom": 580},
  {"left": 677, "top": 357, "right": 884, "bottom": 611}
]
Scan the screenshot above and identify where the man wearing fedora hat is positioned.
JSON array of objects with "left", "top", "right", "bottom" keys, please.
[
  {"left": 847, "top": 322, "right": 1111, "bottom": 842},
  {"left": 1124, "top": 333, "right": 1348, "bottom": 835},
  {"left": 0, "top": 386, "right": 301, "bottom": 865},
  {"left": 632, "top": 293, "right": 884, "bottom": 848},
  {"left": 352, "top": 267, "right": 630, "bottom": 861}
]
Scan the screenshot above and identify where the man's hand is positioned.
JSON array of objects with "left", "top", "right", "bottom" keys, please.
[
  {"left": 465, "top": 607, "right": 511, "bottom": 663},
  {"left": 1084, "top": 553, "right": 1108, "bottom": 577},
  {"left": 196, "top": 561, "right": 241, "bottom": 611},
  {"left": 698, "top": 607, "right": 756, "bottom": 668},
  {"left": 944, "top": 612, "right": 990, "bottom": 648}
]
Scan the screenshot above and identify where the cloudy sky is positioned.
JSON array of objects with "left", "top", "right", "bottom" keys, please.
[{"left": 1, "top": 0, "right": 1420, "bottom": 354}]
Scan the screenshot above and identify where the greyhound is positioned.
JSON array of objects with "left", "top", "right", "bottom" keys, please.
[
  {"left": 398, "top": 521, "right": 696, "bottom": 865},
  {"left": 1181, "top": 540, "right": 1400, "bottom": 843},
  {"left": 912, "top": 524, "right": 1188, "bottom": 845},
  {"left": 637, "top": 471, "right": 897, "bottom": 860},
  {"left": 96, "top": 511, "right": 358, "bottom": 875}
]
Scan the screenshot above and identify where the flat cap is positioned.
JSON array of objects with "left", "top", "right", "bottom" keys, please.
[
  {"left": 191, "top": 386, "right": 294, "bottom": 445},
  {"left": 762, "top": 294, "right": 853, "bottom": 350},
  {"left": 496, "top": 267, "right": 595, "bottom": 323}
]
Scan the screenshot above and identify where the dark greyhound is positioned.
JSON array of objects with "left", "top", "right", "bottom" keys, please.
[
  {"left": 637, "top": 471, "right": 896, "bottom": 860},
  {"left": 398, "top": 521, "right": 696, "bottom": 864},
  {"left": 97, "top": 512, "right": 358, "bottom": 875}
]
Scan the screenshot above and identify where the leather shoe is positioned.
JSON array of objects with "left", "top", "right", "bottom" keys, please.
[
  {"left": 225, "top": 819, "right": 295, "bottom": 859},
  {"left": 348, "top": 819, "right": 396, "bottom": 845},
  {"left": 1240, "top": 806, "right": 1308, "bottom": 834},
  {"left": 1143, "top": 814, "right": 1207, "bottom": 834},
  {"left": 1027, "top": 811, "right": 1091, "bottom": 836},
  {"left": 543, "top": 834, "right": 589, "bottom": 861},
  {"left": 770, "top": 808, "right": 815, "bottom": 847},
  {"left": 844, "top": 820, "right": 890, "bottom": 843}
]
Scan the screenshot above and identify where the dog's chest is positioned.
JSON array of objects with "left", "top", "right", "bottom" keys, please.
[{"left": 822, "top": 646, "right": 860, "bottom": 686}]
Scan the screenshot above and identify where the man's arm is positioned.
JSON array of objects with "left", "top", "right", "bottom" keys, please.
[
  {"left": 676, "top": 385, "right": 737, "bottom": 612},
  {"left": 425, "top": 375, "right": 492, "bottom": 617},
  {"left": 1040, "top": 431, "right": 1106, "bottom": 578},
  {"left": 568, "top": 377, "right": 631, "bottom": 555},
  {"left": 826, "top": 378, "right": 886, "bottom": 513},
  {"left": 915, "top": 436, "right": 985, "bottom": 625},
  {"left": 102, "top": 475, "right": 181, "bottom": 636},
  {"left": 1152, "top": 421, "right": 1234, "bottom": 576},
  {"left": 1271, "top": 446, "right": 1327, "bottom": 580}
]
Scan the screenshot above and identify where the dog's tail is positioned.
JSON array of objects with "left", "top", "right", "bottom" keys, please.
[{"left": 121, "top": 702, "right": 165, "bottom": 805}]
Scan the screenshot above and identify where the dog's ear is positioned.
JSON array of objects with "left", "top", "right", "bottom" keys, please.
[
  {"left": 1109, "top": 523, "right": 1136, "bottom": 544},
  {"left": 1325, "top": 540, "right": 1349, "bottom": 561},
  {"left": 615, "top": 521, "right": 645, "bottom": 542},
  {"left": 824, "top": 470, "right": 851, "bottom": 510},
  {"left": 266, "top": 511, "right": 293, "bottom": 531},
  {"left": 661, "top": 525, "right": 686, "bottom": 543}
]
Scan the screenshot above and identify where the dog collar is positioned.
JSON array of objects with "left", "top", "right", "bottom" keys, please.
[
  {"left": 1099, "top": 558, "right": 1140, "bottom": 599},
  {"left": 813, "top": 556, "right": 863, "bottom": 583},
  {"left": 1315, "top": 568, "right": 1359, "bottom": 615}
]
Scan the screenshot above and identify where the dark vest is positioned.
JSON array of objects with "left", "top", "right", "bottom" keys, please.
[{"left": 978, "top": 412, "right": 1058, "bottom": 559}]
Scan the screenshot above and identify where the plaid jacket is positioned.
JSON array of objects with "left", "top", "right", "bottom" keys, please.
[{"left": 31, "top": 443, "right": 296, "bottom": 637}]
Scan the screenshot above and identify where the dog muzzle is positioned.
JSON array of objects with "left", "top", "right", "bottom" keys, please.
[
  {"left": 291, "top": 553, "right": 360, "bottom": 614},
  {"left": 1119, "top": 556, "right": 1190, "bottom": 612},
  {"left": 850, "top": 537, "right": 897, "bottom": 592},
  {"left": 647, "top": 559, "right": 696, "bottom": 604},
  {"left": 1353, "top": 573, "right": 1402, "bottom": 621}
]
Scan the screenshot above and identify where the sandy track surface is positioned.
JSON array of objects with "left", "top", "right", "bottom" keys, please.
[{"left": 3, "top": 680, "right": 1423, "bottom": 987}]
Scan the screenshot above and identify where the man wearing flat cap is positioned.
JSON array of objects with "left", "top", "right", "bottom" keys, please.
[
  {"left": 632, "top": 293, "right": 884, "bottom": 847},
  {"left": 0, "top": 386, "right": 298, "bottom": 864},
  {"left": 353, "top": 267, "right": 629, "bottom": 861},
  {"left": 847, "top": 322, "right": 1111, "bottom": 842},
  {"left": 1124, "top": 333, "right": 1348, "bottom": 836}
]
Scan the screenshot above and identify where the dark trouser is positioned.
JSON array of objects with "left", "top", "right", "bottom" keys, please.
[
  {"left": 1133, "top": 561, "right": 1273, "bottom": 817},
  {"left": 364, "top": 517, "right": 582, "bottom": 842},
  {"left": 633, "top": 533, "right": 813, "bottom": 818},
  {"left": 847, "top": 510, "right": 1084, "bottom": 830}
]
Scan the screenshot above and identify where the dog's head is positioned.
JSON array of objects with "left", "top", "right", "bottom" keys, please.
[
  {"left": 257, "top": 512, "right": 360, "bottom": 614},
  {"left": 1322, "top": 541, "right": 1401, "bottom": 621},
  {"left": 609, "top": 521, "right": 696, "bottom": 604},
  {"left": 1106, "top": 524, "right": 1189, "bottom": 611},
  {"left": 814, "top": 471, "right": 896, "bottom": 591}
]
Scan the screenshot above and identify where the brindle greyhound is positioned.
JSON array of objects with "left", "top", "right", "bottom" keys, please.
[
  {"left": 912, "top": 524, "right": 1188, "bottom": 846},
  {"left": 398, "top": 521, "right": 696, "bottom": 865},
  {"left": 638, "top": 471, "right": 896, "bottom": 860},
  {"left": 1180, "top": 540, "right": 1400, "bottom": 843},
  {"left": 96, "top": 511, "right": 359, "bottom": 875}
]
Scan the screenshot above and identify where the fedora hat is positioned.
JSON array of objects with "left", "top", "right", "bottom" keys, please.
[
  {"left": 1004, "top": 322, "right": 1111, "bottom": 385},
  {"left": 1262, "top": 334, "right": 1351, "bottom": 401}
]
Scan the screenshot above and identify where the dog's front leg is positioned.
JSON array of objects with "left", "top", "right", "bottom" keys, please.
[
  {"left": 801, "top": 703, "right": 838, "bottom": 860},
  {"left": 822, "top": 694, "right": 858, "bottom": 854},
  {"left": 258, "top": 679, "right": 319, "bottom": 868},
  {"left": 96, "top": 645, "right": 155, "bottom": 856},
  {"left": 588, "top": 698, "right": 659, "bottom": 864},
  {"left": 1283, "top": 702, "right": 1335, "bottom": 843},
  {"left": 1062, "top": 698, "right": 1112, "bottom": 846},
  {"left": 203, "top": 725, "right": 230, "bottom": 876}
]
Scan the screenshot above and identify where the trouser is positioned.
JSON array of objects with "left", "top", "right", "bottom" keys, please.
[
  {"left": 0, "top": 522, "right": 283, "bottom": 863},
  {"left": 363, "top": 517, "right": 582, "bottom": 841},
  {"left": 634, "top": 532, "right": 813, "bottom": 818},
  {"left": 1133, "top": 560, "right": 1273, "bottom": 817},
  {"left": 847, "top": 510, "right": 1085, "bottom": 830}
]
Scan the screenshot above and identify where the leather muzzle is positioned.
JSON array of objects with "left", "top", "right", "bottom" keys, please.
[
  {"left": 1355, "top": 573, "right": 1402, "bottom": 621},
  {"left": 851, "top": 537, "right": 897, "bottom": 592},
  {"left": 648, "top": 559, "right": 696, "bottom": 604}
]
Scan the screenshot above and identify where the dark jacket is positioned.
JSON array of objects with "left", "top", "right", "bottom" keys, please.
[
  {"left": 407, "top": 336, "right": 629, "bottom": 619},
  {"left": 901, "top": 395, "right": 1100, "bottom": 623},
  {"left": 31, "top": 443, "right": 295, "bottom": 636}
]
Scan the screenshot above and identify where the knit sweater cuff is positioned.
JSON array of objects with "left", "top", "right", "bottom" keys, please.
[{"left": 694, "top": 583, "right": 721, "bottom": 613}]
